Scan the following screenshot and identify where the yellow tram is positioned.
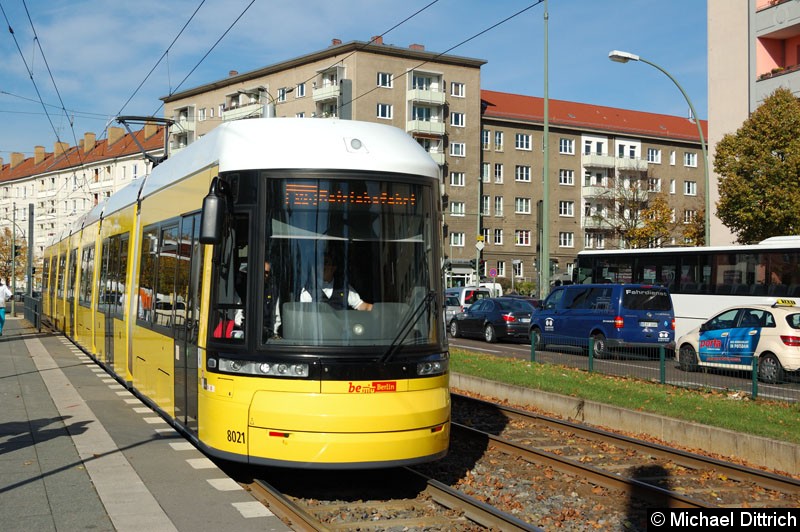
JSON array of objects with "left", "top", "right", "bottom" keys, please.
[{"left": 41, "top": 118, "right": 450, "bottom": 468}]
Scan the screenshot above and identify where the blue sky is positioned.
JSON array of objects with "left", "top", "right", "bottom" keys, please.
[{"left": 0, "top": 0, "right": 707, "bottom": 158}]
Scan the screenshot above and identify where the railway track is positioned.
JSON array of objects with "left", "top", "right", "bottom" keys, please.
[
  {"left": 450, "top": 392, "right": 800, "bottom": 509},
  {"left": 228, "top": 392, "right": 798, "bottom": 530},
  {"left": 243, "top": 466, "right": 540, "bottom": 531}
]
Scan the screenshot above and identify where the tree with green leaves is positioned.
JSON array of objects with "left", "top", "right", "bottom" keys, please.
[{"left": 715, "top": 87, "right": 800, "bottom": 243}]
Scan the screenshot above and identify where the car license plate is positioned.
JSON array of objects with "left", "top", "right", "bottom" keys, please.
[
  {"left": 521, "top": 318, "right": 530, "bottom": 323},
  {"left": 640, "top": 321, "right": 658, "bottom": 328}
]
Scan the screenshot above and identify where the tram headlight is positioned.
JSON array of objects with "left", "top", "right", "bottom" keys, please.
[
  {"left": 217, "top": 357, "right": 309, "bottom": 378},
  {"left": 417, "top": 358, "right": 448, "bottom": 376}
]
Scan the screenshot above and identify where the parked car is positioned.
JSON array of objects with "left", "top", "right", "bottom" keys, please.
[
  {"left": 676, "top": 300, "right": 800, "bottom": 384},
  {"left": 449, "top": 296, "right": 535, "bottom": 343},
  {"left": 530, "top": 283, "right": 675, "bottom": 358},
  {"left": 444, "top": 295, "right": 461, "bottom": 324}
]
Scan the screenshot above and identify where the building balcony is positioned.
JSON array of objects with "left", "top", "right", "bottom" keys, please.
[
  {"left": 222, "top": 102, "right": 264, "bottom": 121},
  {"left": 581, "top": 153, "right": 615, "bottom": 168},
  {"left": 583, "top": 217, "right": 615, "bottom": 230},
  {"left": 428, "top": 152, "right": 445, "bottom": 165},
  {"left": 174, "top": 116, "right": 195, "bottom": 134},
  {"left": 406, "top": 120, "right": 445, "bottom": 136},
  {"left": 313, "top": 84, "right": 341, "bottom": 102},
  {"left": 406, "top": 88, "right": 446, "bottom": 106},
  {"left": 582, "top": 185, "right": 611, "bottom": 198},
  {"left": 615, "top": 157, "right": 649, "bottom": 171}
]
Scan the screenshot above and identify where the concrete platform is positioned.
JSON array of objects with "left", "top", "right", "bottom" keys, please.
[{"left": 0, "top": 315, "right": 290, "bottom": 532}]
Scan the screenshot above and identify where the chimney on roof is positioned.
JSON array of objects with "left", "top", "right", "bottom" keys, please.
[
  {"left": 229, "top": 70, "right": 238, "bottom": 77},
  {"left": 34, "top": 146, "right": 45, "bottom": 164},
  {"left": 144, "top": 122, "right": 158, "bottom": 140},
  {"left": 83, "top": 132, "right": 96, "bottom": 153},
  {"left": 331, "top": 38, "right": 342, "bottom": 46},
  {"left": 371, "top": 36, "right": 383, "bottom": 45},
  {"left": 54, "top": 142, "right": 69, "bottom": 157},
  {"left": 409, "top": 43, "right": 425, "bottom": 51},
  {"left": 10, "top": 152, "right": 24, "bottom": 168},
  {"left": 108, "top": 126, "right": 124, "bottom": 146}
]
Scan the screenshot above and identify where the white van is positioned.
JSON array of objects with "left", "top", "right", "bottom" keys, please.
[{"left": 445, "top": 286, "right": 492, "bottom": 316}]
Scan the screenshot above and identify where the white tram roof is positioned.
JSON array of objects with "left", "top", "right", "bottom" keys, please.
[{"left": 99, "top": 118, "right": 440, "bottom": 219}]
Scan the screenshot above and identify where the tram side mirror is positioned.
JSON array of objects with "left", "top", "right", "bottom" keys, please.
[{"left": 199, "top": 177, "right": 226, "bottom": 244}]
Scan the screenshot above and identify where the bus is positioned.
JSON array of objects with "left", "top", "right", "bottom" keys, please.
[
  {"left": 575, "top": 236, "right": 800, "bottom": 338},
  {"left": 41, "top": 118, "right": 450, "bottom": 469}
]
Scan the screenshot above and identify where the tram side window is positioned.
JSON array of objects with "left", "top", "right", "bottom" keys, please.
[
  {"left": 154, "top": 224, "right": 180, "bottom": 329},
  {"left": 57, "top": 255, "right": 65, "bottom": 299},
  {"left": 67, "top": 249, "right": 78, "bottom": 300},
  {"left": 212, "top": 215, "right": 248, "bottom": 341},
  {"left": 99, "top": 239, "right": 111, "bottom": 314},
  {"left": 138, "top": 228, "right": 158, "bottom": 322},
  {"left": 79, "top": 245, "right": 94, "bottom": 307},
  {"left": 114, "top": 235, "right": 129, "bottom": 319}
]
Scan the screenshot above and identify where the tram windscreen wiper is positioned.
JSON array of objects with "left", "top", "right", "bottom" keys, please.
[{"left": 379, "top": 290, "right": 435, "bottom": 364}]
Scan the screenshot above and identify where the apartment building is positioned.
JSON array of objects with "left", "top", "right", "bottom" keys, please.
[
  {"left": 707, "top": 0, "right": 800, "bottom": 244},
  {"left": 475, "top": 90, "right": 706, "bottom": 286},
  {"left": 0, "top": 125, "right": 164, "bottom": 262}
]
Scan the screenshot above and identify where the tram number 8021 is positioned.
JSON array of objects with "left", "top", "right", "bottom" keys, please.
[{"left": 227, "top": 430, "right": 246, "bottom": 444}]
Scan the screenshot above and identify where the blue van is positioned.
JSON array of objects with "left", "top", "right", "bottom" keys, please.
[{"left": 530, "top": 284, "right": 675, "bottom": 357}]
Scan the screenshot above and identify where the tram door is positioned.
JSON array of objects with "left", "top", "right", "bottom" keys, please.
[
  {"left": 174, "top": 214, "right": 201, "bottom": 433},
  {"left": 66, "top": 248, "right": 78, "bottom": 337}
]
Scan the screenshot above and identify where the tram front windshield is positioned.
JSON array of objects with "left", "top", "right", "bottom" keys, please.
[{"left": 213, "top": 172, "right": 440, "bottom": 348}]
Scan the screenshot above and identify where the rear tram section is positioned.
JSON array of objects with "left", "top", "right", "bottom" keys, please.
[{"left": 40, "top": 118, "right": 450, "bottom": 468}]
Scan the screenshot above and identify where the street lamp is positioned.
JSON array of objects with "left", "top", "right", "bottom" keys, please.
[{"left": 608, "top": 50, "right": 710, "bottom": 245}]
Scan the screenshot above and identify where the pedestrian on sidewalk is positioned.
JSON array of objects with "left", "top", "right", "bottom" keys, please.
[{"left": 0, "top": 279, "right": 11, "bottom": 336}]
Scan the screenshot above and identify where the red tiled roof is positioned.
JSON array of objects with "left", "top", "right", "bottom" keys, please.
[
  {"left": 481, "top": 89, "right": 707, "bottom": 143},
  {"left": 0, "top": 127, "right": 165, "bottom": 183}
]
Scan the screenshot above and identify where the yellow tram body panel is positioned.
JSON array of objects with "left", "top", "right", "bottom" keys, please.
[
  {"left": 198, "top": 373, "right": 450, "bottom": 465},
  {"left": 131, "top": 325, "right": 175, "bottom": 417}
]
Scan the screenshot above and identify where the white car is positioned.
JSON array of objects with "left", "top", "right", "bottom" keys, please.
[{"left": 676, "top": 299, "right": 800, "bottom": 384}]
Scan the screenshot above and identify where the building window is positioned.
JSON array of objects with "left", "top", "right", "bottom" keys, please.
[
  {"left": 494, "top": 163, "right": 503, "bottom": 183},
  {"left": 277, "top": 88, "right": 290, "bottom": 102},
  {"left": 377, "top": 72, "right": 393, "bottom": 88},
  {"left": 450, "top": 143, "right": 466, "bottom": 157},
  {"left": 451, "top": 232, "right": 465, "bottom": 247},
  {"left": 450, "top": 201, "right": 465, "bottom": 217},
  {"left": 482, "top": 228, "right": 491, "bottom": 242},
  {"left": 684, "top": 152, "right": 698, "bottom": 167},
  {"left": 559, "top": 201, "right": 574, "bottom": 217},
  {"left": 683, "top": 209, "right": 697, "bottom": 224},
  {"left": 559, "top": 169, "right": 574, "bottom": 185},
  {"left": 413, "top": 106, "right": 431, "bottom": 121},
  {"left": 451, "top": 112, "right": 465, "bottom": 127},
  {"left": 296, "top": 83, "right": 306, "bottom": 97},
  {"left": 494, "top": 196, "right": 503, "bottom": 217},
  {"left": 559, "top": 232, "right": 574, "bottom": 248},
  {"left": 494, "top": 228, "right": 503, "bottom": 245},
  {"left": 670, "top": 150, "right": 676, "bottom": 165},
  {"left": 514, "top": 165, "right": 531, "bottom": 182},
  {"left": 481, "top": 195, "right": 490, "bottom": 215},
  {"left": 514, "top": 197, "right": 531, "bottom": 214},
  {"left": 648, "top": 178, "right": 661, "bottom": 192},
  {"left": 559, "top": 138, "right": 575, "bottom": 154},
  {"left": 647, "top": 147, "right": 661, "bottom": 163},
  {"left": 684, "top": 180, "right": 697, "bottom": 196},
  {"left": 481, "top": 163, "right": 490, "bottom": 182},
  {"left": 451, "top": 82, "right": 465, "bottom": 97},
  {"left": 450, "top": 172, "right": 465, "bottom": 187},
  {"left": 515, "top": 230, "right": 531, "bottom": 246},
  {"left": 198, "top": 108, "right": 206, "bottom": 121},
  {"left": 515, "top": 133, "right": 531, "bottom": 150},
  {"left": 494, "top": 131, "right": 503, "bottom": 151},
  {"left": 482, "top": 130, "right": 490, "bottom": 150},
  {"left": 377, "top": 103, "right": 393, "bottom": 119},
  {"left": 670, "top": 179, "right": 676, "bottom": 194}
]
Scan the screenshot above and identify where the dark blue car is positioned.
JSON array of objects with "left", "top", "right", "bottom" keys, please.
[{"left": 449, "top": 297, "right": 535, "bottom": 343}]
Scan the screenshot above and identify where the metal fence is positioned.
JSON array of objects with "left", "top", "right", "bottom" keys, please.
[{"left": 529, "top": 334, "right": 800, "bottom": 403}]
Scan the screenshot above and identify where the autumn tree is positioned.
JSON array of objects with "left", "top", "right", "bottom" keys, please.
[
  {"left": 626, "top": 192, "right": 680, "bottom": 248},
  {"left": 715, "top": 87, "right": 800, "bottom": 243},
  {"left": 682, "top": 206, "right": 705, "bottom": 246},
  {"left": 0, "top": 227, "right": 28, "bottom": 284}
]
